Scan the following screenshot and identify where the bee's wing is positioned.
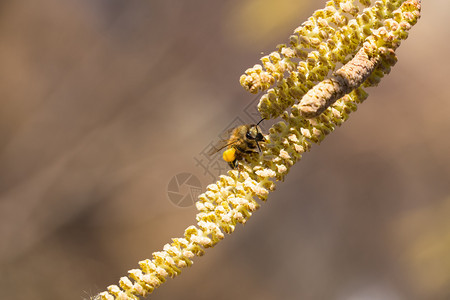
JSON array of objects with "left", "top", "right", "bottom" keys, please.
[
  {"left": 207, "top": 128, "right": 238, "bottom": 156},
  {"left": 207, "top": 139, "right": 231, "bottom": 156}
]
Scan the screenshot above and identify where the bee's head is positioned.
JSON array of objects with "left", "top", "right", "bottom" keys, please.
[
  {"left": 247, "top": 119, "right": 265, "bottom": 152},
  {"left": 246, "top": 125, "right": 264, "bottom": 142}
]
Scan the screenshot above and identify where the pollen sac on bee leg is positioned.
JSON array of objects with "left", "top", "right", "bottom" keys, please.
[{"left": 223, "top": 148, "right": 236, "bottom": 164}]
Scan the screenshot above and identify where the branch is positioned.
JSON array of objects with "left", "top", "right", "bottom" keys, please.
[{"left": 298, "top": 44, "right": 380, "bottom": 118}]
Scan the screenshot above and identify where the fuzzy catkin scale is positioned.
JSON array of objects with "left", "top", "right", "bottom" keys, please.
[{"left": 93, "top": 1, "right": 421, "bottom": 299}]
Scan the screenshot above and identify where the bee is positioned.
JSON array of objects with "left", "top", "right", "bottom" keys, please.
[{"left": 208, "top": 119, "right": 265, "bottom": 169}]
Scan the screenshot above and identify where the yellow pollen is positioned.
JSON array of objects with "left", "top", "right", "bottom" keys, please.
[{"left": 223, "top": 148, "right": 236, "bottom": 162}]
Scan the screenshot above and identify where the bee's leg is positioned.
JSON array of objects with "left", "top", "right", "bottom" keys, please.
[
  {"left": 228, "top": 160, "right": 237, "bottom": 169},
  {"left": 229, "top": 160, "right": 244, "bottom": 179},
  {"left": 236, "top": 161, "right": 248, "bottom": 180}
]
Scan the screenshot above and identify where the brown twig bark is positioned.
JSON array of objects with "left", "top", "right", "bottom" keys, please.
[{"left": 298, "top": 46, "right": 380, "bottom": 118}]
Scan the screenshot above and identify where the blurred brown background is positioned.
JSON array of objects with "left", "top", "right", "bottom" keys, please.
[{"left": 0, "top": 1, "right": 448, "bottom": 299}]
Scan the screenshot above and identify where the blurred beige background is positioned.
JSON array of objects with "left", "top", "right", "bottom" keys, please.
[{"left": 0, "top": 1, "right": 448, "bottom": 299}]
